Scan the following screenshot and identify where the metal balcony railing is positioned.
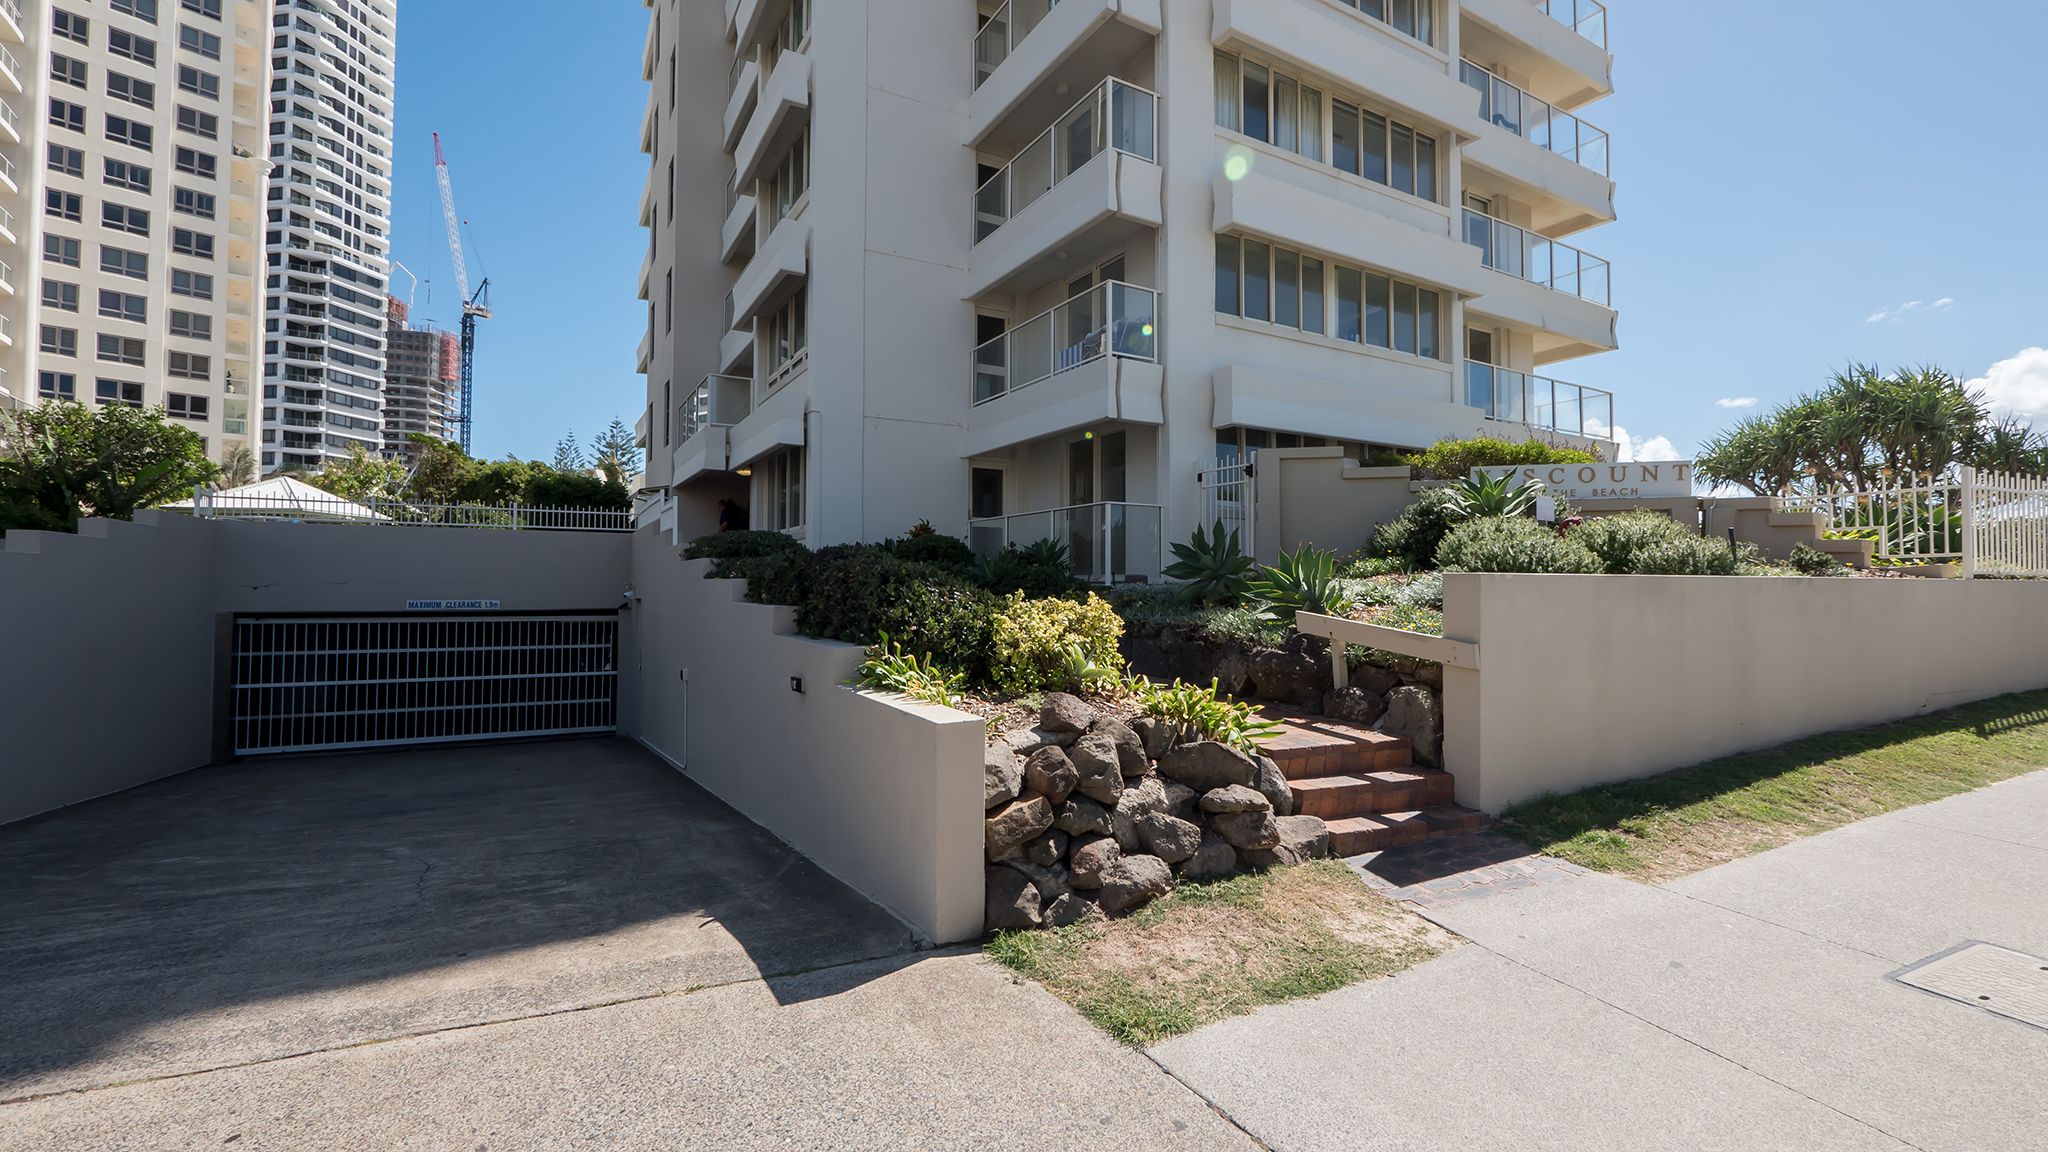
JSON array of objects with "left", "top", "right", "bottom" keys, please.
[
  {"left": 680, "top": 373, "right": 750, "bottom": 443},
  {"left": 1462, "top": 208, "right": 1611, "bottom": 306},
  {"left": 973, "top": 281, "right": 1158, "bottom": 405},
  {"left": 970, "top": 501, "right": 1164, "bottom": 584},
  {"left": 1538, "top": 0, "right": 1608, "bottom": 50},
  {"left": 973, "top": 77, "right": 1158, "bottom": 243},
  {"left": 1459, "top": 60, "right": 1609, "bottom": 176},
  {"left": 1465, "top": 362, "right": 1615, "bottom": 441},
  {"left": 974, "top": 0, "right": 1066, "bottom": 89}
]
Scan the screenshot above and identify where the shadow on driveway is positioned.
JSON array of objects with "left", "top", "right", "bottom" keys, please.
[{"left": 0, "top": 738, "right": 919, "bottom": 1099}]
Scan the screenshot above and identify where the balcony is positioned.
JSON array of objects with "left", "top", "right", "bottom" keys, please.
[
  {"left": 0, "top": 43, "right": 19, "bottom": 93},
  {"left": 675, "top": 374, "right": 753, "bottom": 485},
  {"left": 735, "top": 49, "right": 809, "bottom": 187},
  {"left": 637, "top": 325, "right": 653, "bottom": 375},
  {"left": 723, "top": 50, "right": 761, "bottom": 151},
  {"left": 0, "top": 96, "right": 18, "bottom": 144},
  {"left": 1458, "top": 60, "right": 1613, "bottom": 231},
  {"left": 1540, "top": 0, "right": 1608, "bottom": 50},
  {"left": 966, "top": 78, "right": 1163, "bottom": 299},
  {"left": 1213, "top": 0, "right": 1479, "bottom": 133},
  {"left": 722, "top": 190, "right": 757, "bottom": 263},
  {"left": 967, "top": 281, "right": 1164, "bottom": 456},
  {"left": 1464, "top": 362, "right": 1615, "bottom": 443},
  {"left": 732, "top": 217, "right": 808, "bottom": 326},
  {"left": 969, "top": 0, "right": 1163, "bottom": 152},
  {"left": 720, "top": 322, "right": 755, "bottom": 376},
  {"left": 970, "top": 502, "right": 1164, "bottom": 585},
  {"left": 0, "top": 0, "right": 18, "bottom": 44},
  {"left": 1461, "top": 0, "right": 1612, "bottom": 109},
  {"left": 1462, "top": 207, "right": 1616, "bottom": 360}
]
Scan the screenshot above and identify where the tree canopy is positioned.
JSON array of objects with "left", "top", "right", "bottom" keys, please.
[{"left": 0, "top": 402, "right": 219, "bottom": 533}]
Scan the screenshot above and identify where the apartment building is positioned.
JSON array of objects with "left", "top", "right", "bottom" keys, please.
[
  {"left": 378, "top": 292, "right": 454, "bottom": 464},
  {"left": 637, "top": 0, "right": 1619, "bottom": 578},
  {"left": 259, "top": 0, "right": 395, "bottom": 474},
  {"left": 8, "top": 0, "right": 270, "bottom": 465}
]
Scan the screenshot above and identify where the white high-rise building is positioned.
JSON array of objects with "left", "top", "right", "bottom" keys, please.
[
  {"left": 3, "top": 0, "right": 272, "bottom": 465},
  {"left": 637, "top": 0, "right": 1618, "bottom": 574},
  {"left": 259, "top": 0, "right": 395, "bottom": 474}
]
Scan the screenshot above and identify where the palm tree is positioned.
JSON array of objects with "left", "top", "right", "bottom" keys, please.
[{"left": 220, "top": 445, "right": 256, "bottom": 486}]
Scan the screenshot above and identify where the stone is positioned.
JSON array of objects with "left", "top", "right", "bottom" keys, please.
[
  {"left": 1212, "top": 649, "right": 1251, "bottom": 696},
  {"left": 1023, "top": 746, "right": 1079, "bottom": 805},
  {"left": 1158, "top": 740, "right": 1257, "bottom": 792},
  {"left": 1415, "top": 662, "right": 1444, "bottom": 689},
  {"left": 1098, "top": 855, "right": 1174, "bottom": 916},
  {"left": 985, "top": 866, "right": 1041, "bottom": 931},
  {"left": 1026, "top": 828, "right": 1069, "bottom": 868},
  {"left": 1241, "top": 816, "right": 1331, "bottom": 868},
  {"left": 1162, "top": 779, "right": 1200, "bottom": 821},
  {"left": 1380, "top": 685, "right": 1443, "bottom": 769},
  {"left": 1043, "top": 892, "right": 1102, "bottom": 929},
  {"left": 1325, "top": 686, "right": 1389, "bottom": 727},
  {"left": 1068, "top": 734, "right": 1126, "bottom": 806},
  {"left": 985, "top": 795, "right": 1054, "bottom": 861},
  {"left": 1053, "top": 796, "right": 1112, "bottom": 838},
  {"left": 1133, "top": 716, "right": 1175, "bottom": 761},
  {"left": 1253, "top": 755, "right": 1295, "bottom": 818},
  {"left": 1067, "top": 835, "right": 1120, "bottom": 889},
  {"left": 1178, "top": 832, "right": 1239, "bottom": 881},
  {"left": 1200, "top": 784, "right": 1272, "bottom": 814},
  {"left": 983, "top": 743, "right": 1023, "bottom": 811},
  {"left": 1211, "top": 809, "right": 1282, "bottom": 851},
  {"left": 1356, "top": 665, "right": 1403, "bottom": 697},
  {"left": 1247, "top": 635, "right": 1327, "bottom": 708},
  {"left": 1040, "top": 692, "right": 1097, "bottom": 735},
  {"left": 1111, "top": 801, "right": 1142, "bottom": 854},
  {"left": 1007, "top": 724, "right": 1077, "bottom": 751},
  {"left": 1135, "top": 810, "right": 1203, "bottom": 864},
  {"left": 998, "top": 858, "right": 1072, "bottom": 902},
  {"left": 1090, "top": 717, "right": 1151, "bottom": 778}
]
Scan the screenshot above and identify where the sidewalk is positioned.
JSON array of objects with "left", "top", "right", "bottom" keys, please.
[{"left": 1150, "top": 770, "right": 2048, "bottom": 1151}]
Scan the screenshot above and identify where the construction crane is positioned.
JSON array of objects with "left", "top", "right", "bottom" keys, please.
[{"left": 433, "top": 132, "right": 491, "bottom": 455}]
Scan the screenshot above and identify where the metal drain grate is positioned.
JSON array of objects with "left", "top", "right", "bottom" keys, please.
[{"left": 1892, "top": 942, "right": 2048, "bottom": 1032}]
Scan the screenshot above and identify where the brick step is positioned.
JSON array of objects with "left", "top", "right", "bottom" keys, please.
[
  {"left": 1254, "top": 711, "right": 1412, "bottom": 780},
  {"left": 1327, "top": 807, "right": 1489, "bottom": 857},
  {"left": 1290, "top": 770, "right": 1456, "bottom": 820}
]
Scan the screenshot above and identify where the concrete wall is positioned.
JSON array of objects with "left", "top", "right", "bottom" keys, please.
[
  {"left": 1252, "top": 446, "right": 1415, "bottom": 560},
  {"left": 627, "top": 530, "right": 986, "bottom": 944},
  {"left": 1441, "top": 573, "right": 2048, "bottom": 815}
]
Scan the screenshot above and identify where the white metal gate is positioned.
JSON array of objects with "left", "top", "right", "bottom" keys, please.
[
  {"left": 1786, "top": 467, "right": 2048, "bottom": 578},
  {"left": 231, "top": 615, "right": 619, "bottom": 755},
  {"left": 1198, "top": 455, "right": 1255, "bottom": 551}
]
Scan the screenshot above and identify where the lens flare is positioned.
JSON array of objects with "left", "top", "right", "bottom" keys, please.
[{"left": 1222, "top": 146, "right": 1254, "bottom": 182}]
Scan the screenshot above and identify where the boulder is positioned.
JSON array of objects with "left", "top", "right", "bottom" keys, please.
[
  {"left": 1043, "top": 892, "right": 1102, "bottom": 929},
  {"left": 1110, "top": 800, "right": 1142, "bottom": 854},
  {"left": 1053, "top": 796, "right": 1113, "bottom": 838},
  {"left": 1133, "top": 716, "right": 1176, "bottom": 761},
  {"left": 1040, "top": 692, "right": 1097, "bottom": 735},
  {"left": 985, "top": 866, "right": 1041, "bottom": 931},
  {"left": 1325, "top": 686, "right": 1388, "bottom": 727},
  {"left": 1199, "top": 784, "right": 1272, "bottom": 814},
  {"left": 1023, "top": 746, "right": 1079, "bottom": 805},
  {"left": 1247, "top": 635, "right": 1327, "bottom": 708},
  {"left": 1356, "top": 665, "right": 1403, "bottom": 697},
  {"left": 1242, "top": 816, "right": 1331, "bottom": 868},
  {"left": 998, "top": 858, "right": 1072, "bottom": 902},
  {"left": 1212, "top": 649, "right": 1251, "bottom": 696},
  {"left": 1098, "top": 855, "right": 1174, "bottom": 916},
  {"left": 1178, "top": 832, "right": 1239, "bottom": 881},
  {"left": 1253, "top": 755, "right": 1295, "bottom": 818},
  {"left": 1158, "top": 741, "right": 1257, "bottom": 793},
  {"left": 1211, "top": 809, "right": 1282, "bottom": 851},
  {"left": 1163, "top": 779, "right": 1200, "bottom": 821},
  {"left": 1068, "top": 734, "right": 1126, "bottom": 806},
  {"left": 1007, "top": 724, "right": 1077, "bottom": 752},
  {"left": 1135, "top": 810, "right": 1203, "bottom": 864},
  {"left": 1090, "top": 717, "right": 1152, "bottom": 778},
  {"left": 985, "top": 795, "right": 1054, "bottom": 861},
  {"left": 1067, "top": 835, "right": 1120, "bottom": 889},
  {"left": 1380, "top": 686, "right": 1443, "bottom": 769},
  {"left": 1026, "top": 828, "right": 1069, "bottom": 868},
  {"left": 983, "top": 743, "right": 1023, "bottom": 810},
  {"left": 1415, "top": 662, "right": 1444, "bottom": 689}
]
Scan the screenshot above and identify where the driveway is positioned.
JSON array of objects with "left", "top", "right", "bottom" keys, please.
[
  {"left": 0, "top": 739, "right": 1254, "bottom": 1150},
  {"left": 1151, "top": 769, "right": 2048, "bottom": 1151}
]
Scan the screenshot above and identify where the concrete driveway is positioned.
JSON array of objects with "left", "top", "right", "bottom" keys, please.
[{"left": 0, "top": 739, "right": 1253, "bottom": 1150}]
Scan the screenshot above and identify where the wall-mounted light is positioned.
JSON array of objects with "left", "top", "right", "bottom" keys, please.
[{"left": 736, "top": 467, "right": 753, "bottom": 477}]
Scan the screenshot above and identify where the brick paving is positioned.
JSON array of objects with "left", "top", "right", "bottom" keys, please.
[{"left": 1348, "top": 830, "right": 1591, "bottom": 911}]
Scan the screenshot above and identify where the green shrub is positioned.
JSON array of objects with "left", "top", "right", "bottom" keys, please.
[
  {"left": 1790, "top": 542, "right": 1846, "bottom": 576},
  {"left": 1, "top": 401, "right": 218, "bottom": 533},
  {"left": 989, "top": 592, "right": 1124, "bottom": 696},
  {"left": 1405, "top": 436, "right": 1599, "bottom": 482},
  {"left": 856, "top": 634, "right": 967, "bottom": 707},
  {"left": 1568, "top": 511, "right": 1751, "bottom": 576},
  {"left": 519, "top": 470, "right": 630, "bottom": 510},
  {"left": 799, "top": 547, "right": 998, "bottom": 683},
  {"left": 1248, "top": 545, "right": 1355, "bottom": 623},
  {"left": 973, "top": 539, "right": 1082, "bottom": 597},
  {"left": 889, "top": 529, "right": 976, "bottom": 570},
  {"left": 1135, "top": 679, "right": 1283, "bottom": 757},
  {"left": 1624, "top": 535, "right": 1753, "bottom": 576},
  {"left": 1436, "top": 516, "right": 1601, "bottom": 574},
  {"left": 1164, "top": 520, "right": 1256, "bottom": 606},
  {"left": 1337, "top": 553, "right": 1406, "bottom": 579},
  {"left": 684, "top": 530, "right": 810, "bottom": 561},
  {"left": 1370, "top": 487, "right": 1463, "bottom": 571}
]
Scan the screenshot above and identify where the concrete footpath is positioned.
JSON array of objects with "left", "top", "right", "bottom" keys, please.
[{"left": 1151, "top": 769, "right": 2048, "bottom": 1152}]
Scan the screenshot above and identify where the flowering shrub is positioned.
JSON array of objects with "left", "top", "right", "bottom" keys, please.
[{"left": 989, "top": 593, "right": 1124, "bottom": 696}]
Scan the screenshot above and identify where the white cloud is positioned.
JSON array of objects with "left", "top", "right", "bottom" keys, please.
[
  {"left": 1866, "top": 298, "right": 1956, "bottom": 325},
  {"left": 1967, "top": 347, "right": 2048, "bottom": 425},
  {"left": 1586, "top": 419, "right": 1680, "bottom": 462},
  {"left": 1715, "top": 396, "right": 1760, "bottom": 409}
]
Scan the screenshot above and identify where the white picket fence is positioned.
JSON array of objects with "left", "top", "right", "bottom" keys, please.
[
  {"left": 1785, "top": 467, "right": 2048, "bottom": 577},
  {"left": 1197, "top": 455, "right": 1255, "bottom": 552}
]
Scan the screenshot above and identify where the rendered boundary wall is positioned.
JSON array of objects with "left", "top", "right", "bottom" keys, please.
[
  {"left": 627, "top": 530, "right": 986, "bottom": 943},
  {"left": 1441, "top": 573, "right": 2048, "bottom": 814}
]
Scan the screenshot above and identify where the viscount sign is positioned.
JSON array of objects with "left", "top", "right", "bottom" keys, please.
[
  {"left": 406, "top": 600, "right": 502, "bottom": 611},
  {"left": 1475, "top": 461, "right": 1695, "bottom": 503}
]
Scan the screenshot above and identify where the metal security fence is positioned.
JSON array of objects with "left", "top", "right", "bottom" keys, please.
[
  {"left": 231, "top": 615, "right": 619, "bottom": 755},
  {"left": 1785, "top": 467, "right": 2048, "bottom": 578},
  {"left": 1198, "top": 455, "right": 1256, "bottom": 552},
  {"left": 191, "top": 488, "right": 633, "bottom": 532}
]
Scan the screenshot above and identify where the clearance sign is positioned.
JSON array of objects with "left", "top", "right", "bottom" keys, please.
[{"left": 1475, "top": 462, "right": 1695, "bottom": 502}]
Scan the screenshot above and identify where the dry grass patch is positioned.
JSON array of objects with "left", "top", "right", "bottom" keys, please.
[
  {"left": 985, "top": 860, "right": 1457, "bottom": 1045},
  {"left": 1500, "top": 690, "right": 2048, "bottom": 882}
]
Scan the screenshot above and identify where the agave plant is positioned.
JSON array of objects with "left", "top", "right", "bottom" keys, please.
[
  {"left": 1247, "top": 545, "right": 1354, "bottom": 623},
  {"left": 1446, "top": 472, "right": 1546, "bottom": 522},
  {"left": 1163, "top": 519, "right": 1255, "bottom": 606}
]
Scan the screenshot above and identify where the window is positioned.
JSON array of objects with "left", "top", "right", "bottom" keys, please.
[
  {"left": 1334, "top": 0, "right": 1434, "bottom": 47},
  {"left": 169, "top": 310, "right": 212, "bottom": 339},
  {"left": 104, "top": 158, "right": 153, "bottom": 192},
  {"left": 174, "top": 187, "right": 217, "bottom": 218},
  {"left": 176, "top": 106, "right": 218, "bottom": 141},
  {"left": 179, "top": 24, "right": 221, "bottom": 59},
  {"left": 43, "top": 282, "right": 80, "bottom": 312},
  {"left": 1215, "top": 236, "right": 1325, "bottom": 335},
  {"left": 764, "top": 288, "right": 808, "bottom": 380},
  {"left": 103, "top": 203, "right": 150, "bottom": 235},
  {"left": 41, "top": 326, "right": 79, "bottom": 357},
  {"left": 51, "top": 54, "right": 87, "bottom": 88},
  {"left": 171, "top": 269, "right": 213, "bottom": 299},
  {"left": 99, "top": 292, "right": 148, "bottom": 324},
  {"left": 1214, "top": 53, "right": 1324, "bottom": 162},
  {"left": 113, "top": 0, "right": 159, "bottom": 21},
  {"left": 179, "top": 65, "right": 218, "bottom": 99},
  {"left": 100, "top": 245, "right": 149, "bottom": 279},
  {"left": 167, "top": 393, "right": 210, "bottom": 421},
  {"left": 48, "top": 99, "right": 86, "bottom": 132},
  {"left": 47, "top": 144, "right": 85, "bottom": 177},
  {"left": 169, "top": 352, "right": 210, "bottom": 380},
  {"left": 182, "top": 0, "right": 222, "bottom": 18},
  {"left": 107, "top": 115, "right": 154, "bottom": 150},
  {"left": 44, "top": 236, "right": 82, "bottom": 267},
  {"left": 96, "top": 379, "right": 146, "bottom": 408},
  {"left": 663, "top": 270, "right": 672, "bottom": 334},
  {"left": 53, "top": 9, "right": 89, "bottom": 44},
  {"left": 99, "top": 333, "right": 148, "bottom": 365},
  {"left": 175, "top": 147, "right": 217, "bottom": 178},
  {"left": 107, "top": 72, "right": 156, "bottom": 108},
  {"left": 1333, "top": 262, "right": 1441, "bottom": 359},
  {"left": 1329, "top": 101, "right": 1437, "bottom": 202},
  {"left": 109, "top": 28, "right": 157, "bottom": 65},
  {"left": 46, "top": 190, "right": 83, "bottom": 222},
  {"left": 172, "top": 228, "right": 214, "bottom": 258},
  {"left": 39, "top": 372, "right": 78, "bottom": 401},
  {"left": 762, "top": 446, "right": 805, "bottom": 531},
  {"left": 775, "top": 0, "right": 810, "bottom": 55},
  {"left": 768, "top": 127, "right": 810, "bottom": 226}
]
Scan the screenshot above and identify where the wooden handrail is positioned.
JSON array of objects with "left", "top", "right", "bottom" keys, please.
[{"left": 1295, "top": 611, "right": 1480, "bottom": 690}]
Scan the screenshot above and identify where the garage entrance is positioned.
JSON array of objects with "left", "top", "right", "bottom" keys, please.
[{"left": 230, "top": 615, "right": 619, "bottom": 755}]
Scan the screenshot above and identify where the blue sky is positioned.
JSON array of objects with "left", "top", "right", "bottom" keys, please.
[{"left": 390, "top": 1, "right": 2048, "bottom": 464}]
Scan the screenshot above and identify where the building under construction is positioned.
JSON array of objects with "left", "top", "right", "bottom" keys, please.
[{"left": 381, "top": 297, "right": 463, "bottom": 466}]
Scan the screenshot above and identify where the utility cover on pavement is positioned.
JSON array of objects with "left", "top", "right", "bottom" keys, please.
[{"left": 1892, "top": 942, "right": 2048, "bottom": 1032}]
